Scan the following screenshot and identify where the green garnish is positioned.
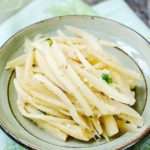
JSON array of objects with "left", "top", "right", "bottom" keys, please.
[
  {"left": 101, "top": 73, "right": 112, "bottom": 84},
  {"left": 46, "top": 38, "right": 53, "bottom": 46}
]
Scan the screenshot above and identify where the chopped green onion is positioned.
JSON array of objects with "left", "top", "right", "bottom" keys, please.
[
  {"left": 46, "top": 38, "right": 53, "bottom": 46},
  {"left": 101, "top": 73, "right": 112, "bottom": 84}
]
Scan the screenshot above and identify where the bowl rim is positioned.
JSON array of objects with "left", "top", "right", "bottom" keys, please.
[{"left": 0, "top": 15, "right": 150, "bottom": 150}]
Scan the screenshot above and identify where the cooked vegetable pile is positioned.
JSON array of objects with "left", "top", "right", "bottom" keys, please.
[{"left": 6, "top": 26, "right": 143, "bottom": 141}]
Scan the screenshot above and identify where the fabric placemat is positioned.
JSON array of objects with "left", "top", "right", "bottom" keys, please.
[{"left": 0, "top": 0, "right": 149, "bottom": 149}]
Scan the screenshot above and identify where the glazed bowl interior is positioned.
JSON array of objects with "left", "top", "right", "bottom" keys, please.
[{"left": 0, "top": 16, "right": 150, "bottom": 150}]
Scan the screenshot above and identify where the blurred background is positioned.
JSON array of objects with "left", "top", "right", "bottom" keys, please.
[
  {"left": 84, "top": 0, "right": 150, "bottom": 27},
  {"left": 125, "top": 0, "right": 150, "bottom": 27},
  {"left": 0, "top": 0, "right": 149, "bottom": 27}
]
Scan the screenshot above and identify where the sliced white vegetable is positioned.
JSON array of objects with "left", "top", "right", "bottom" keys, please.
[
  {"left": 6, "top": 54, "right": 26, "bottom": 69},
  {"left": 33, "top": 74, "right": 89, "bottom": 129},
  {"left": 101, "top": 115, "right": 119, "bottom": 137}
]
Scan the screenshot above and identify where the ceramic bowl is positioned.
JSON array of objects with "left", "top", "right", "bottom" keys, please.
[{"left": 0, "top": 15, "right": 150, "bottom": 150}]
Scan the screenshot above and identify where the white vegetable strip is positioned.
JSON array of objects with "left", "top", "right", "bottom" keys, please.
[
  {"left": 22, "top": 102, "right": 93, "bottom": 141},
  {"left": 106, "top": 99, "right": 142, "bottom": 121},
  {"left": 112, "top": 71, "right": 134, "bottom": 98},
  {"left": 35, "top": 120, "right": 68, "bottom": 141},
  {"left": 24, "top": 50, "right": 34, "bottom": 81},
  {"left": 24, "top": 39, "right": 34, "bottom": 52},
  {"left": 20, "top": 103, "right": 73, "bottom": 127},
  {"left": 48, "top": 43, "right": 111, "bottom": 114},
  {"left": 117, "top": 119, "right": 139, "bottom": 132},
  {"left": 70, "top": 62, "right": 116, "bottom": 114},
  {"left": 15, "top": 67, "right": 67, "bottom": 110},
  {"left": 65, "top": 26, "right": 104, "bottom": 53},
  {"left": 30, "top": 98, "right": 70, "bottom": 117},
  {"left": 34, "top": 43, "right": 93, "bottom": 117},
  {"left": 27, "top": 100, "right": 67, "bottom": 118},
  {"left": 91, "top": 118, "right": 103, "bottom": 135},
  {"left": 46, "top": 52, "right": 92, "bottom": 116},
  {"left": 66, "top": 26, "right": 140, "bottom": 80},
  {"left": 33, "top": 74, "right": 89, "bottom": 128},
  {"left": 73, "top": 65, "right": 136, "bottom": 105},
  {"left": 5, "top": 54, "right": 26, "bottom": 69},
  {"left": 35, "top": 50, "right": 66, "bottom": 91},
  {"left": 51, "top": 43, "right": 119, "bottom": 115},
  {"left": 101, "top": 115, "right": 119, "bottom": 137},
  {"left": 14, "top": 79, "right": 31, "bottom": 100},
  {"left": 22, "top": 84, "right": 67, "bottom": 110},
  {"left": 29, "top": 91, "right": 67, "bottom": 110},
  {"left": 48, "top": 122, "right": 93, "bottom": 141}
]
